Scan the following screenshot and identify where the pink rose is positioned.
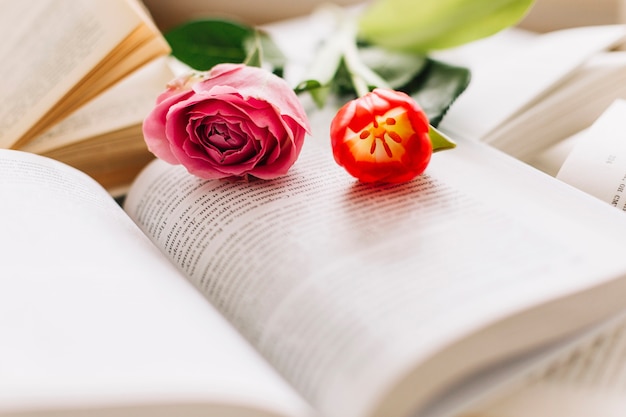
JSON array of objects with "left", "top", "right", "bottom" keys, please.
[{"left": 143, "top": 63, "right": 310, "bottom": 179}]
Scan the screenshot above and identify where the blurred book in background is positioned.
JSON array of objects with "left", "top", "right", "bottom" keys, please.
[
  {"left": 141, "top": 0, "right": 626, "bottom": 32},
  {"left": 519, "top": 0, "right": 626, "bottom": 33},
  {"left": 436, "top": 24, "right": 626, "bottom": 162}
]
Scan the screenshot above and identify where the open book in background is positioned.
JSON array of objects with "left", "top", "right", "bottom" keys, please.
[
  {"left": 554, "top": 98, "right": 626, "bottom": 207},
  {"left": 21, "top": 57, "right": 175, "bottom": 196},
  {"left": 521, "top": 99, "right": 626, "bottom": 203},
  {"left": 436, "top": 24, "right": 626, "bottom": 162},
  {"left": 0, "top": 0, "right": 171, "bottom": 194}
]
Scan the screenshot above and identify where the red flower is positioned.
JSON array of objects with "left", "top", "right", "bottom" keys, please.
[{"left": 330, "top": 88, "right": 432, "bottom": 183}]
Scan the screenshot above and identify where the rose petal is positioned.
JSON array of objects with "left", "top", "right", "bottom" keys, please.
[
  {"left": 142, "top": 90, "right": 194, "bottom": 164},
  {"left": 143, "top": 63, "right": 310, "bottom": 180},
  {"left": 197, "top": 64, "right": 310, "bottom": 133}
]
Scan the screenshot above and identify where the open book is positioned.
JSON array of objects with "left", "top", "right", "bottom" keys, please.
[
  {"left": 5, "top": 107, "right": 626, "bottom": 417},
  {"left": 521, "top": 98, "right": 626, "bottom": 204},
  {"left": 0, "top": 0, "right": 171, "bottom": 194},
  {"left": 554, "top": 98, "right": 626, "bottom": 207},
  {"left": 437, "top": 24, "right": 626, "bottom": 162}
]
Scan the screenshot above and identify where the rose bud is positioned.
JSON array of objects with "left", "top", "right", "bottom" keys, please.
[
  {"left": 330, "top": 88, "right": 433, "bottom": 183},
  {"left": 143, "top": 63, "right": 310, "bottom": 180}
]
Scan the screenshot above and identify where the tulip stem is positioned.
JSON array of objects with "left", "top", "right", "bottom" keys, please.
[
  {"left": 350, "top": 70, "right": 371, "bottom": 98},
  {"left": 299, "top": 5, "right": 390, "bottom": 101},
  {"left": 338, "top": 13, "right": 390, "bottom": 97}
]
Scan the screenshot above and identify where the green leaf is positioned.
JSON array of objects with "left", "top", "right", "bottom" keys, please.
[
  {"left": 357, "top": 0, "right": 535, "bottom": 52},
  {"left": 165, "top": 19, "right": 285, "bottom": 75},
  {"left": 294, "top": 27, "right": 346, "bottom": 106},
  {"left": 358, "top": 46, "right": 427, "bottom": 90},
  {"left": 244, "top": 29, "right": 287, "bottom": 76},
  {"left": 429, "top": 125, "right": 456, "bottom": 152},
  {"left": 295, "top": 60, "right": 358, "bottom": 109},
  {"left": 294, "top": 80, "right": 330, "bottom": 108},
  {"left": 165, "top": 19, "right": 254, "bottom": 70},
  {"left": 294, "top": 79, "right": 323, "bottom": 93},
  {"left": 243, "top": 36, "right": 263, "bottom": 68},
  {"left": 400, "top": 58, "right": 471, "bottom": 127}
]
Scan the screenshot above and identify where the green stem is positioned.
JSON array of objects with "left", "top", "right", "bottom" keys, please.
[
  {"left": 338, "top": 14, "right": 389, "bottom": 97},
  {"left": 243, "top": 30, "right": 263, "bottom": 67},
  {"left": 350, "top": 68, "right": 371, "bottom": 98},
  {"left": 299, "top": 5, "right": 389, "bottom": 100}
]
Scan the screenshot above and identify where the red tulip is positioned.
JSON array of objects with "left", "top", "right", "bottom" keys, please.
[{"left": 330, "top": 88, "right": 432, "bottom": 183}]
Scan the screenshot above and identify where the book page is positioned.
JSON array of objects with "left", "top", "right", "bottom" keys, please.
[
  {"left": 462, "top": 311, "right": 626, "bottom": 417},
  {"left": 487, "top": 51, "right": 626, "bottom": 161},
  {"left": 17, "top": 57, "right": 175, "bottom": 194},
  {"left": 22, "top": 57, "right": 174, "bottom": 154},
  {"left": 124, "top": 117, "right": 626, "bottom": 417},
  {"left": 527, "top": 130, "right": 582, "bottom": 177},
  {"left": 437, "top": 25, "right": 626, "bottom": 151},
  {"left": 0, "top": 150, "right": 312, "bottom": 417},
  {"left": 557, "top": 99, "right": 626, "bottom": 209},
  {"left": 0, "top": 0, "right": 149, "bottom": 148}
]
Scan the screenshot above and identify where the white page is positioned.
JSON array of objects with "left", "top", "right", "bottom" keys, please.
[
  {"left": 490, "top": 51, "right": 626, "bottom": 160},
  {"left": 125, "top": 125, "right": 626, "bottom": 417},
  {"left": 438, "top": 25, "right": 626, "bottom": 144},
  {"left": 461, "top": 311, "right": 626, "bottom": 417},
  {"left": 557, "top": 99, "right": 626, "bottom": 209},
  {"left": 0, "top": 150, "right": 312, "bottom": 417}
]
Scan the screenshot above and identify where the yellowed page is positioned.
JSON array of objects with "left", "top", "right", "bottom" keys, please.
[
  {"left": 23, "top": 57, "right": 173, "bottom": 154},
  {"left": 0, "top": 149, "right": 313, "bottom": 417},
  {"left": 0, "top": 0, "right": 146, "bottom": 148}
]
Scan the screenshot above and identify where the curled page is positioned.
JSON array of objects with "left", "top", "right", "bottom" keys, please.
[{"left": 557, "top": 98, "right": 626, "bottom": 210}]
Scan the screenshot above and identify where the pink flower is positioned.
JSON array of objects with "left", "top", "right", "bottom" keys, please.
[{"left": 143, "top": 63, "right": 310, "bottom": 180}]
